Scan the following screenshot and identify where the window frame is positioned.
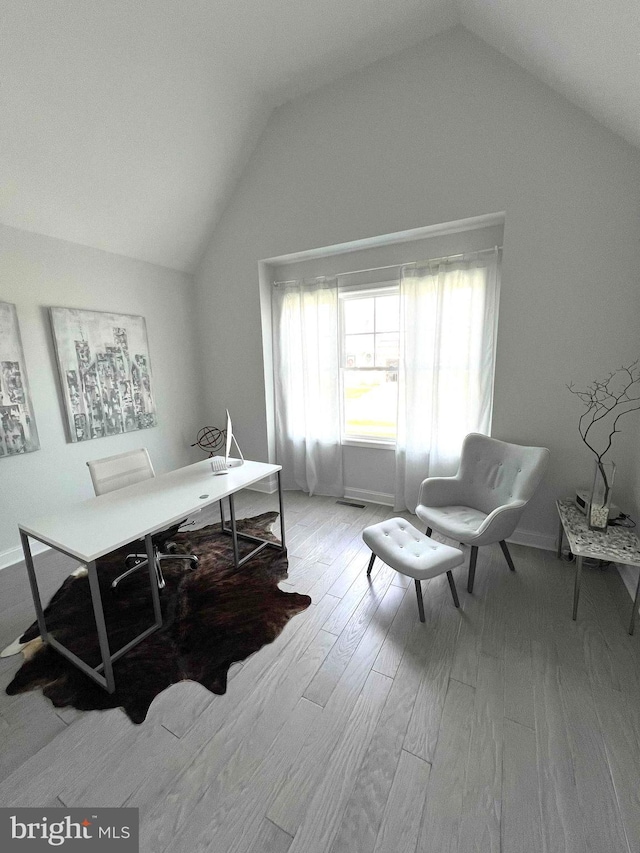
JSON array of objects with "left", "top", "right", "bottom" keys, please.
[{"left": 338, "top": 282, "right": 400, "bottom": 447}]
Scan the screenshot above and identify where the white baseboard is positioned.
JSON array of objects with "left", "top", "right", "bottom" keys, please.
[
  {"left": 507, "top": 528, "right": 556, "bottom": 552},
  {"left": 247, "top": 475, "right": 279, "bottom": 495},
  {"left": 343, "top": 487, "right": 394, "bottom": 507},
  {"left": 0, "top": 540, "right": 51, "bottom": 572}
]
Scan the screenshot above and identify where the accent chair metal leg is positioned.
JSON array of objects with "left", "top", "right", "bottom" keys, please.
[
  {"left": 499, "top": 540, "right": 516, "bottom": 572},
  {"left": 446, "top": 571, "right": 460, "bottom": 607},
  {"left": 467, "top": 546, "right": 478, "bottom": 594},
  {"left": 415, "top": 579, "right": 425, "bottom": 622},
  {"left": 629, "top": 569, "right": 640, "bottom": 635},
  {"left": 366, "top": 552, "right": 376, "bottom": 577},
  {"left": 425, "top": 527, "right": 432, "bottom": 537},
  {"left": 572, "top": 556, "right": 583, "bottom": 620}
]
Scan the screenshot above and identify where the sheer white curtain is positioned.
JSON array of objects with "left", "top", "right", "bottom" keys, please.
[
  {"left": 394, "top": 250, "right": 501, "bottom": 512},
  {"left": 272, "top": 277, "right": 344, "bottom": 496}
]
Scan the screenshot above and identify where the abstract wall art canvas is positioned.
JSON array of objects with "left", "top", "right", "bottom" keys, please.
[
  {"left": 50, "top": 307, "right": 157, "bottom": 443},
  {"left": 0, "top": 302, "right": 40, "bottom": 457}
]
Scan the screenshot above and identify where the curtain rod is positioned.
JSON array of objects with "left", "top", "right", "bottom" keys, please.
[{"left": 273, "top": 245, "right": 502, "bottom": 287}]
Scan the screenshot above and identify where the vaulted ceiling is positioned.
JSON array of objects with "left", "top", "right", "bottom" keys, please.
[{"left": 1, "top": 1, "right": 638, "bottom": 273}]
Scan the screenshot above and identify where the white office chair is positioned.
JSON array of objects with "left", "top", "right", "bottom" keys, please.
[
  {"left": 415, "top": 433, "right": 550, "bottom": 593},
  {"left": 87, "top": 448, "right": 198, "bottom": 590}
]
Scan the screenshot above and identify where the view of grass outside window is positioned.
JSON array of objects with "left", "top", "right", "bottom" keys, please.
[{"left": 340, "top": 288, "right": 399, "bottom": 441}]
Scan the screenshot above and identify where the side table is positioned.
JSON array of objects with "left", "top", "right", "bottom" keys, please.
[{"left": 556, "top": 499, "right": 640, "bottom": 635}]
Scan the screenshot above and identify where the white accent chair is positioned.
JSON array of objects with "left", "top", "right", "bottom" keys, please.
[
  {"left": 87, "top": 448, "right": 198, "bottom": 590},
  {"left": 415, "top": 433, "right": 550, "bottom": 594}
]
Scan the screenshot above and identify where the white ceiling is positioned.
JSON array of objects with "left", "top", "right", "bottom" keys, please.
[{"left": 1, "top": 1, "right": 638, "bottom": 273}]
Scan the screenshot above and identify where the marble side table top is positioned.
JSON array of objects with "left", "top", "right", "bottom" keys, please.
[{"left": 557, "top": 498, "right": 640, "bottom": 567}]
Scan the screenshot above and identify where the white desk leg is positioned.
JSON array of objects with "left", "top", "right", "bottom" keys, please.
[
  {"left": 20, "top": 530, "right": 49, "bottom": 643},
  {"left": 86, "top": 561, "right": 115, "bottom": 694},
  {"left": 228, "top": 493, "right": 240, "bottom": 568},
  {"left": 629, "top": 569, "right": 640, "bottom": 636},
  {"left": 144, "top": 533, "right": 163, "bottom": 628},
  {"left": 572, "top": 556, "right": 583, "bottom": 621},
  {"left": 277, "top": 470, "right": 286, "bottom": 550}
]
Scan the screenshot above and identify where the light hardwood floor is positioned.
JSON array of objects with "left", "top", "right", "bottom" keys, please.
[{"left": 1, "top": 490, "right": 639, "bottom": 853}]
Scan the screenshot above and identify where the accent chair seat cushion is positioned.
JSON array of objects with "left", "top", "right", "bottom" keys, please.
[
  {"left": 415, "top": 504, "right": 488, "bottom": 543},
  {"left": 362, "top": 518, "right": 464, "bottom": 581}
]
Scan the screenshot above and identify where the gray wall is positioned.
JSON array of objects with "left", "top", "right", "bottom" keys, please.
[
  {"left": 194, "top": 27, "right": 640, "bottom": 546},
  {"left": 0, "top": 224, "right": 203, "bottom": 565}
]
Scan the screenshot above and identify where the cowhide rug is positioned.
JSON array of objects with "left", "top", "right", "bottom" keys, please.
[{"left": 5, "top": 513, "right": 310, "bottom": 724}]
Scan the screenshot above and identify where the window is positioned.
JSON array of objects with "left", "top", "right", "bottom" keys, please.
[{"left": 339, "top": 286, "right": 399, "bottom": 442}]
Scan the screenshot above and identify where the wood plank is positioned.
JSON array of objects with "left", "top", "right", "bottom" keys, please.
[
  {"left": 504, "top": 630, "right": 534, "bottom": 729},
  {"left": 286, "top": 670, "right": 393, "bottom": 853},
  {"left": 372, "top": 749, "right": 431, "bottom": 853},
  {"left": 502, "top": 546, "right": 536, "bottom": 729},
  {"left": 457, "top": 653, "right": 503, "bottom": 853},
  {"left": 0, "top": 702, "right": 68, "bottom": 781},
  {"left": 372, "top": 584, "right": 414, "bottom": 678},
  {"left": 136, "top": 610, "right": 337, "bottom": 853},
  {"left": 479, "top": 547, "right": 507, "bottom": 661},
  {"left": 449, "top": 556, "right": 490, "bottom": 688},
  {"left": 328, "top": 620, "right": 431, "bottom": 853},
  {"left": 0, "top": 709, "right": 135, "bottom": 806},
  {"left": 403, "top": 582, "right": 463, "bottom": 762},
  {"left": 416, "top": 678, "right": 474, "bottom": 852},
  {"left": 583, "top": 568, "right": 640, "bottom": 701},
  {"left": 58, "top": 721, "right": 179, "bottom": 807},
  {"left": 575, "top": 567, "right": 623, "bottom": 692},
  {"left": 559, "top": 664, "right": 630, "bottom": 853},
  {"left": 304, "top": 582, "right": 403, "bottom": 707},
  {"left": 246, "top": 820, "right": 292, "bottom": 853},
  {"left": 157, "top": 593, "right": 337, "bottom": 738},
  {"left": 530, "top": 639, "right": 588, "bottom": 853},
  {"left": 502, "top": 718, "right": 543, "bottom": 853},
  {"left": 590, "top": 682, "right": 640, "bottom": 853},
  {"left": 322, "top": 563, "right": 395, "bottom": 636},
  {"left": 319, "top": 503, "right": 386, "bottom": 569},
  {"left": 268, "top": 599, "right": 400, "bottom": 835},
  {"left": 161, "top": 697, "right": 322, "bottom": 853}
]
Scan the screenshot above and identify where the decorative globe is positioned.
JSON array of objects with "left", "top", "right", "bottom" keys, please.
[{"left": 192, "top": 426, "right": 225, "bottom": 456}]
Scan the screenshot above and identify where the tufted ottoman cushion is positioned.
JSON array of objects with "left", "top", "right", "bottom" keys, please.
[
  {"left": 363, "top": 518, "right": 464, "bottom": 580},
  {"left": 362, "top": 518, "right": 464, "bottom": 622}
]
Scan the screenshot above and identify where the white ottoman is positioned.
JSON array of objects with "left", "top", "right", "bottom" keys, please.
[{"left": 362, "top": 518, "right": 464, "bottom": 622}]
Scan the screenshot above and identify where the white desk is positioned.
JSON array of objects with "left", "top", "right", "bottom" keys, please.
[
  {"left": 19, "top": 458, "right": 284, "bottom": 693},
  {"left": 556, "top": 498, "right": 640, "bottom": 634}
]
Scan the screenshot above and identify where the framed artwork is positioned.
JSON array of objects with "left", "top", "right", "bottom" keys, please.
[
  {"left": 0, "top": 302, "right": 40, "bottom": 457},
  {"left": 49, "top": 307, "right": 157, "bottom": 443}
]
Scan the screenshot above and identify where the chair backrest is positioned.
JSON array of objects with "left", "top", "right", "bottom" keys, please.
[
  {"left": 86, "top": 448, "right": 155, "bottom": 496},
  {"left": 457, "top": 433, "right": 550, "bottom": 515}
]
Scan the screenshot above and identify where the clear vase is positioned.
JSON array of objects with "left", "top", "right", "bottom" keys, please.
[{"left": 589, "top": 460, "right": 615, "bottom": 532}]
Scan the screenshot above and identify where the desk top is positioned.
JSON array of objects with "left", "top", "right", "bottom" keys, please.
[
  {"left": 556, "top": 498, "right": 640, "bottom": 567},
  {"left": 19, "top": 459, "right": 281, "bottom": 563}
]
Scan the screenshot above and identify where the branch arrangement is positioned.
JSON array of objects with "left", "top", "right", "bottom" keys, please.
[{"left": 568, "top": 360, "right": 640, "bottom": 505}]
